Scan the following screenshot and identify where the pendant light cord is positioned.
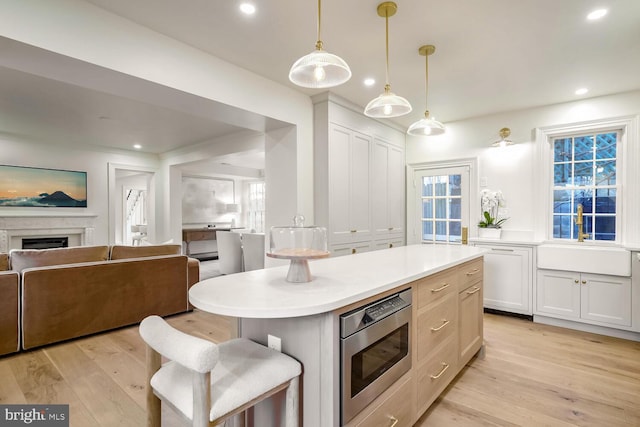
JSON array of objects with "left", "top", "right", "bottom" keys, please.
[
  {"left": 424, "top": 53, "right": 429, "bottom": 113},
  {"left": 384, "top": 11, "right": 390, "bottom": 89},
  {"left": 316, "top": 0, "right": 322, "bottom": 48}
]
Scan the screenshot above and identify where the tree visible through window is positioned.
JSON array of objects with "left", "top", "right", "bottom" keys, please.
[{"left": 552, "top": 131, "right": 618, "bottom": 241}]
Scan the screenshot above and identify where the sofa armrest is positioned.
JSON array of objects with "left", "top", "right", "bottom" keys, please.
[{"left": 0, "top": 270, "right": 19, "bottom": 356}]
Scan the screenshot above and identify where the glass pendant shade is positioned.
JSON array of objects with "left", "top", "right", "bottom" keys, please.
[
  {"left": 289, "top": 47, "right": 352, "bottom": 88},
  {"left": 365, "top": 2, "right": 411, "bottom": 119},
  {"left": 364, "top": 86, "right": 412, "bottom": 118},
  {"left": 407, "top": 44, "right": 445, "bottom": 136},
  {"left": 407, "top": 112, "right": 445, "bottom": 136}
]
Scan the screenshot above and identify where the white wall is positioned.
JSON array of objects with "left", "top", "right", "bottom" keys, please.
[
  {"left": 406, "top": 90, "right": 640, "bottom": 242},
  {"left": 0, "top": 0, "right": 315, "bottom": 244},
  {"left": 0, "top": 137, "right": 158, "bottom": 244}
]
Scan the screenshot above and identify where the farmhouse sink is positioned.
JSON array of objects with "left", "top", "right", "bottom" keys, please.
[{"left": 537, "top": 244, "right": 631, "bottom": 276}]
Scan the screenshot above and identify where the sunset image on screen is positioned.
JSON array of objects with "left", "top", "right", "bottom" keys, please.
[{"left": 0, "top": 165, "right": 87, "bottom": 207}]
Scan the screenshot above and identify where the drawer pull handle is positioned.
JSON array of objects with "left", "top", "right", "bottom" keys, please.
[
  {"left": 466, "top": 286, "right": 481, "bottom": 295},
  {"left": 581, "top": 280, "right": 587, "bottom": 284},
  {"left": 389, "top": 243, "right": 393, "bottom": 248},
  {"left": 574, "top": 279, "right": 579, "bottom": 284},
  {"left": 466, "top": 268, "right": 480, "bottom": 276},
  {"left": 388, "top": 227, "right": 394, "bottom": 231},
  {"left": 350, "top": 229, "right": 357, "bottom": 233},
  {"left": 491, "top": 248, "right": 514, "bottom": 252},
  {"left": 430, "top": 283, "right": 450, "bottom": 293},
  {"left": 430, "top": 362, "right": 450, "bottom": 380},
  {"left": 431, "top": 319, "right": 450, "bottom": 332},
  {"left": 351, "top": 248, "right": 356, "bottom": 254},
  {"left": 389, "top": 416, "right": 399, "bottom": 427}
]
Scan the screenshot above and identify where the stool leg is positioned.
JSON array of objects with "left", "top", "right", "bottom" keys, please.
[
  {"left": 284, "top": 377, "right": 299, "bottom": 427},
  {"left": 146, "top": 347, "right": 161, "bottom": 427}
]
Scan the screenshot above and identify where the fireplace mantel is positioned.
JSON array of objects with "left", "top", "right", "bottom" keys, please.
[{"left": 0, "top": 214, "right": 97, "bottom": 252}]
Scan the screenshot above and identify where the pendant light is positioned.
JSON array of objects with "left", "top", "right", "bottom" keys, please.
[
  {"left": 407, "top": 45, "right": 445, "bottom": 136},
  {"left": 364, "top": 2, "right": 412, "bottom": 118},
  {"left": 491, "top": 128, "right": 514, "bottom": 147},
  {"left": 289, "top": 0, "right": 351, "bottom": 88}
]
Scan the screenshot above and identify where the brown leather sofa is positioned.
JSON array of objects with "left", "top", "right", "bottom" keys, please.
[
  {"left": 1, "top": 244, "right": 199, "bottom": 354},
  {"left": 0, "top": 254, "right": 20, "bottom": 356}
]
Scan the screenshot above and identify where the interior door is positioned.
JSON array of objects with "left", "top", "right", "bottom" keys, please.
[{"left": 413, "top": 166, "right": 470, "bottom": 244}]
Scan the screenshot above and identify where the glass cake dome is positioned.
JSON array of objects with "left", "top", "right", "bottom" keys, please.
[{"left": 267, "top": 214, "right": 329, "bottom": 282}]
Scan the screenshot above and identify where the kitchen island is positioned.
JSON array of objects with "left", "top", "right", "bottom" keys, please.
[{"left": 189, "top": 244, "right": 486, "bottom": 426}]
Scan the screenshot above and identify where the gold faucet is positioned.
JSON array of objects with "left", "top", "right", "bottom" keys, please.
[{"left": 575, "top": 204, "right": 589, "bottom": 242}]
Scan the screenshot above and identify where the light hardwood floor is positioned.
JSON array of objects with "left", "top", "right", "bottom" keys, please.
[{"left": 1, "top": 312, "right": 638, "bottom": 426}]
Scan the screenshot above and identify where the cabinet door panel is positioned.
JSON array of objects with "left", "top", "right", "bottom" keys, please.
[
  {"left": 536, "top": 270, "right": 580, "bottom": 319},
  {"left": 371, "top": 141, "right": 389, "bottom": 236},
  {"left": 459, "top": 283, "right": 483, "bottom": 366},
  {"left": 479, "top": 246, "right": 532, "bottom": 314},
  {"left": 387, "top": 145, "right": 405, "bottom": 236},
  {"left": 350, "top": 133, "right": 371, "bottom": 238},
  {"left": 328, "top": 125, "right": 352, "bottom": 244},
  {"left": 581, "top": 274, "right": 632, "bottom": 327}
]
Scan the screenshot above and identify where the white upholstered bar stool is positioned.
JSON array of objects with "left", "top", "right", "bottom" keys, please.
[{"left": 139, "top": 315, "right": 301, "bottom": 427}]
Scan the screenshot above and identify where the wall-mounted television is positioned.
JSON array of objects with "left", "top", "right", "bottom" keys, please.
[{"left": 0, "top": 165, "right": 87, "bottom": 208}]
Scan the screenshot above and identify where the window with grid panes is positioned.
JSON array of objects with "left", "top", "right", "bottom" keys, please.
[
  {"left": 247, "top": 181, "right": 265, "bottom": 233},
  {"left": 552, "top": 131, "right": 618, "bottom": 241},
  {"left": 421, "top": 174, "right": 462, "bottom": 243}
]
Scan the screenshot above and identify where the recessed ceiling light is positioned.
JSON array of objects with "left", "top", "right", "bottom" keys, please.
[
  {"left": 239, "top": 2, "right": 256, "bottom": 15},
  {"left": 575, "top": 88, "right": 589, "bottom": 95},
  {"left": 587, "top": 8, "right": 607, "bottom": 20},
  {"left": 133, "top": 144, "right": 142, "bottom": 149},
  {"left": 364, "top": 78, "right": 375, "bottom": 87}
]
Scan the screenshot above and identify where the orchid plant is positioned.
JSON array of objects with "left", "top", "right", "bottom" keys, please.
[{"left": 478, "top": 189, "right": 508, "bottom": 228}]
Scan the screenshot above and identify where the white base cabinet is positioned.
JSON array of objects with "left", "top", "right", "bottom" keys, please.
[
  {"left": 536, "top": 269, "right": 632, "bottom": 328},
  {"left": 472, "top": 243, "right": 533, "bottom": 315}
]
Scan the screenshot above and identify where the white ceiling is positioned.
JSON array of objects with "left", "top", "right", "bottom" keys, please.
[
  {"left": 84, "top": 0, "right": 640, "bottom": 126},
  {"left": 2, "top": 0, "right": 639, "bottom": 171}
]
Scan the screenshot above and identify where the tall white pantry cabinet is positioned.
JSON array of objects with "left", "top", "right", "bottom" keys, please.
[{"left": 313, "top": 94, "right": 406, "bottom": 256}]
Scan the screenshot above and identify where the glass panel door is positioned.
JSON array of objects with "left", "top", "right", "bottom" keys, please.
[{"left": 415, "top": 166, "right": 469, "bottom": 244}]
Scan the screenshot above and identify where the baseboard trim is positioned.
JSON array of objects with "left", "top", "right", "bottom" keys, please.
[{"left": 484, "top": 307, "right": 533, "bottom": 321}]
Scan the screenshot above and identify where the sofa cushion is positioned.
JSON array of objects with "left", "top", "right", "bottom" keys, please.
[
  {"left": 0, "top": 253, "right": 8, "bottom": 271},
  {"left": 9, "top": 246, "right": 109, "bottom": 272},
  {"left": 110, "top": 244, "right": 182, "bottom": 260}
]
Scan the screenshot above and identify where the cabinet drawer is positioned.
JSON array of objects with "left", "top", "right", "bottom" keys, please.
[
  {"left": 416, "top": 267, "right": 457, "bottom": 309},
  {"left": 415, "top": 336, "right": 457, "bottom": 414},
  {"left": 349, "top": 373, "right": 414, "bottom": 427},
  {"left": 458, "top": 258, "right": 483, "bottom": 291},
  {"left": 416, "top": 293, "right": 456, "bottom": 361}
]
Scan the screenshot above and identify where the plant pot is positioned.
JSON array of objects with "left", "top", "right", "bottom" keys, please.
[{"left": 478, "top": 227, "right": 501, "bottom": 239}]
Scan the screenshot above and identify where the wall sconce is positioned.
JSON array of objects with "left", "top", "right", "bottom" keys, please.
[{"left": 491, "top": 128, "right": 514, "bottom": 147}]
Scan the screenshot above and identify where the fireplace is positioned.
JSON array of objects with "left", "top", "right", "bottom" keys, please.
[
  {"left": 22, "top": 237, "right": 69, "bottom": 250},
  {"left": 0, "top": 214, "right": 96, "bottom": 252}
]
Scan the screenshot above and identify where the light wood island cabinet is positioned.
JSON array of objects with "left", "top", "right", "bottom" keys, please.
[
  {"left": 346, "top": 257, "right": 485, "bottom": 426},
  {"left": 458, "top": 258, "right": 484, "bottom": 365}
]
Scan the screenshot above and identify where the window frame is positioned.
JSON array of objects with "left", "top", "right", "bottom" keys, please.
[
  {"left": 534, "top": 115, "right": 637, "bottom": 245},
  {"left": 550, "top": 130, "right": 620, "bottom": 242}
]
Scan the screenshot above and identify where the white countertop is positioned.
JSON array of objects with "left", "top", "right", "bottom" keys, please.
[{"left": 189, "top": 244, "right": 486, "bottom": 318}]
